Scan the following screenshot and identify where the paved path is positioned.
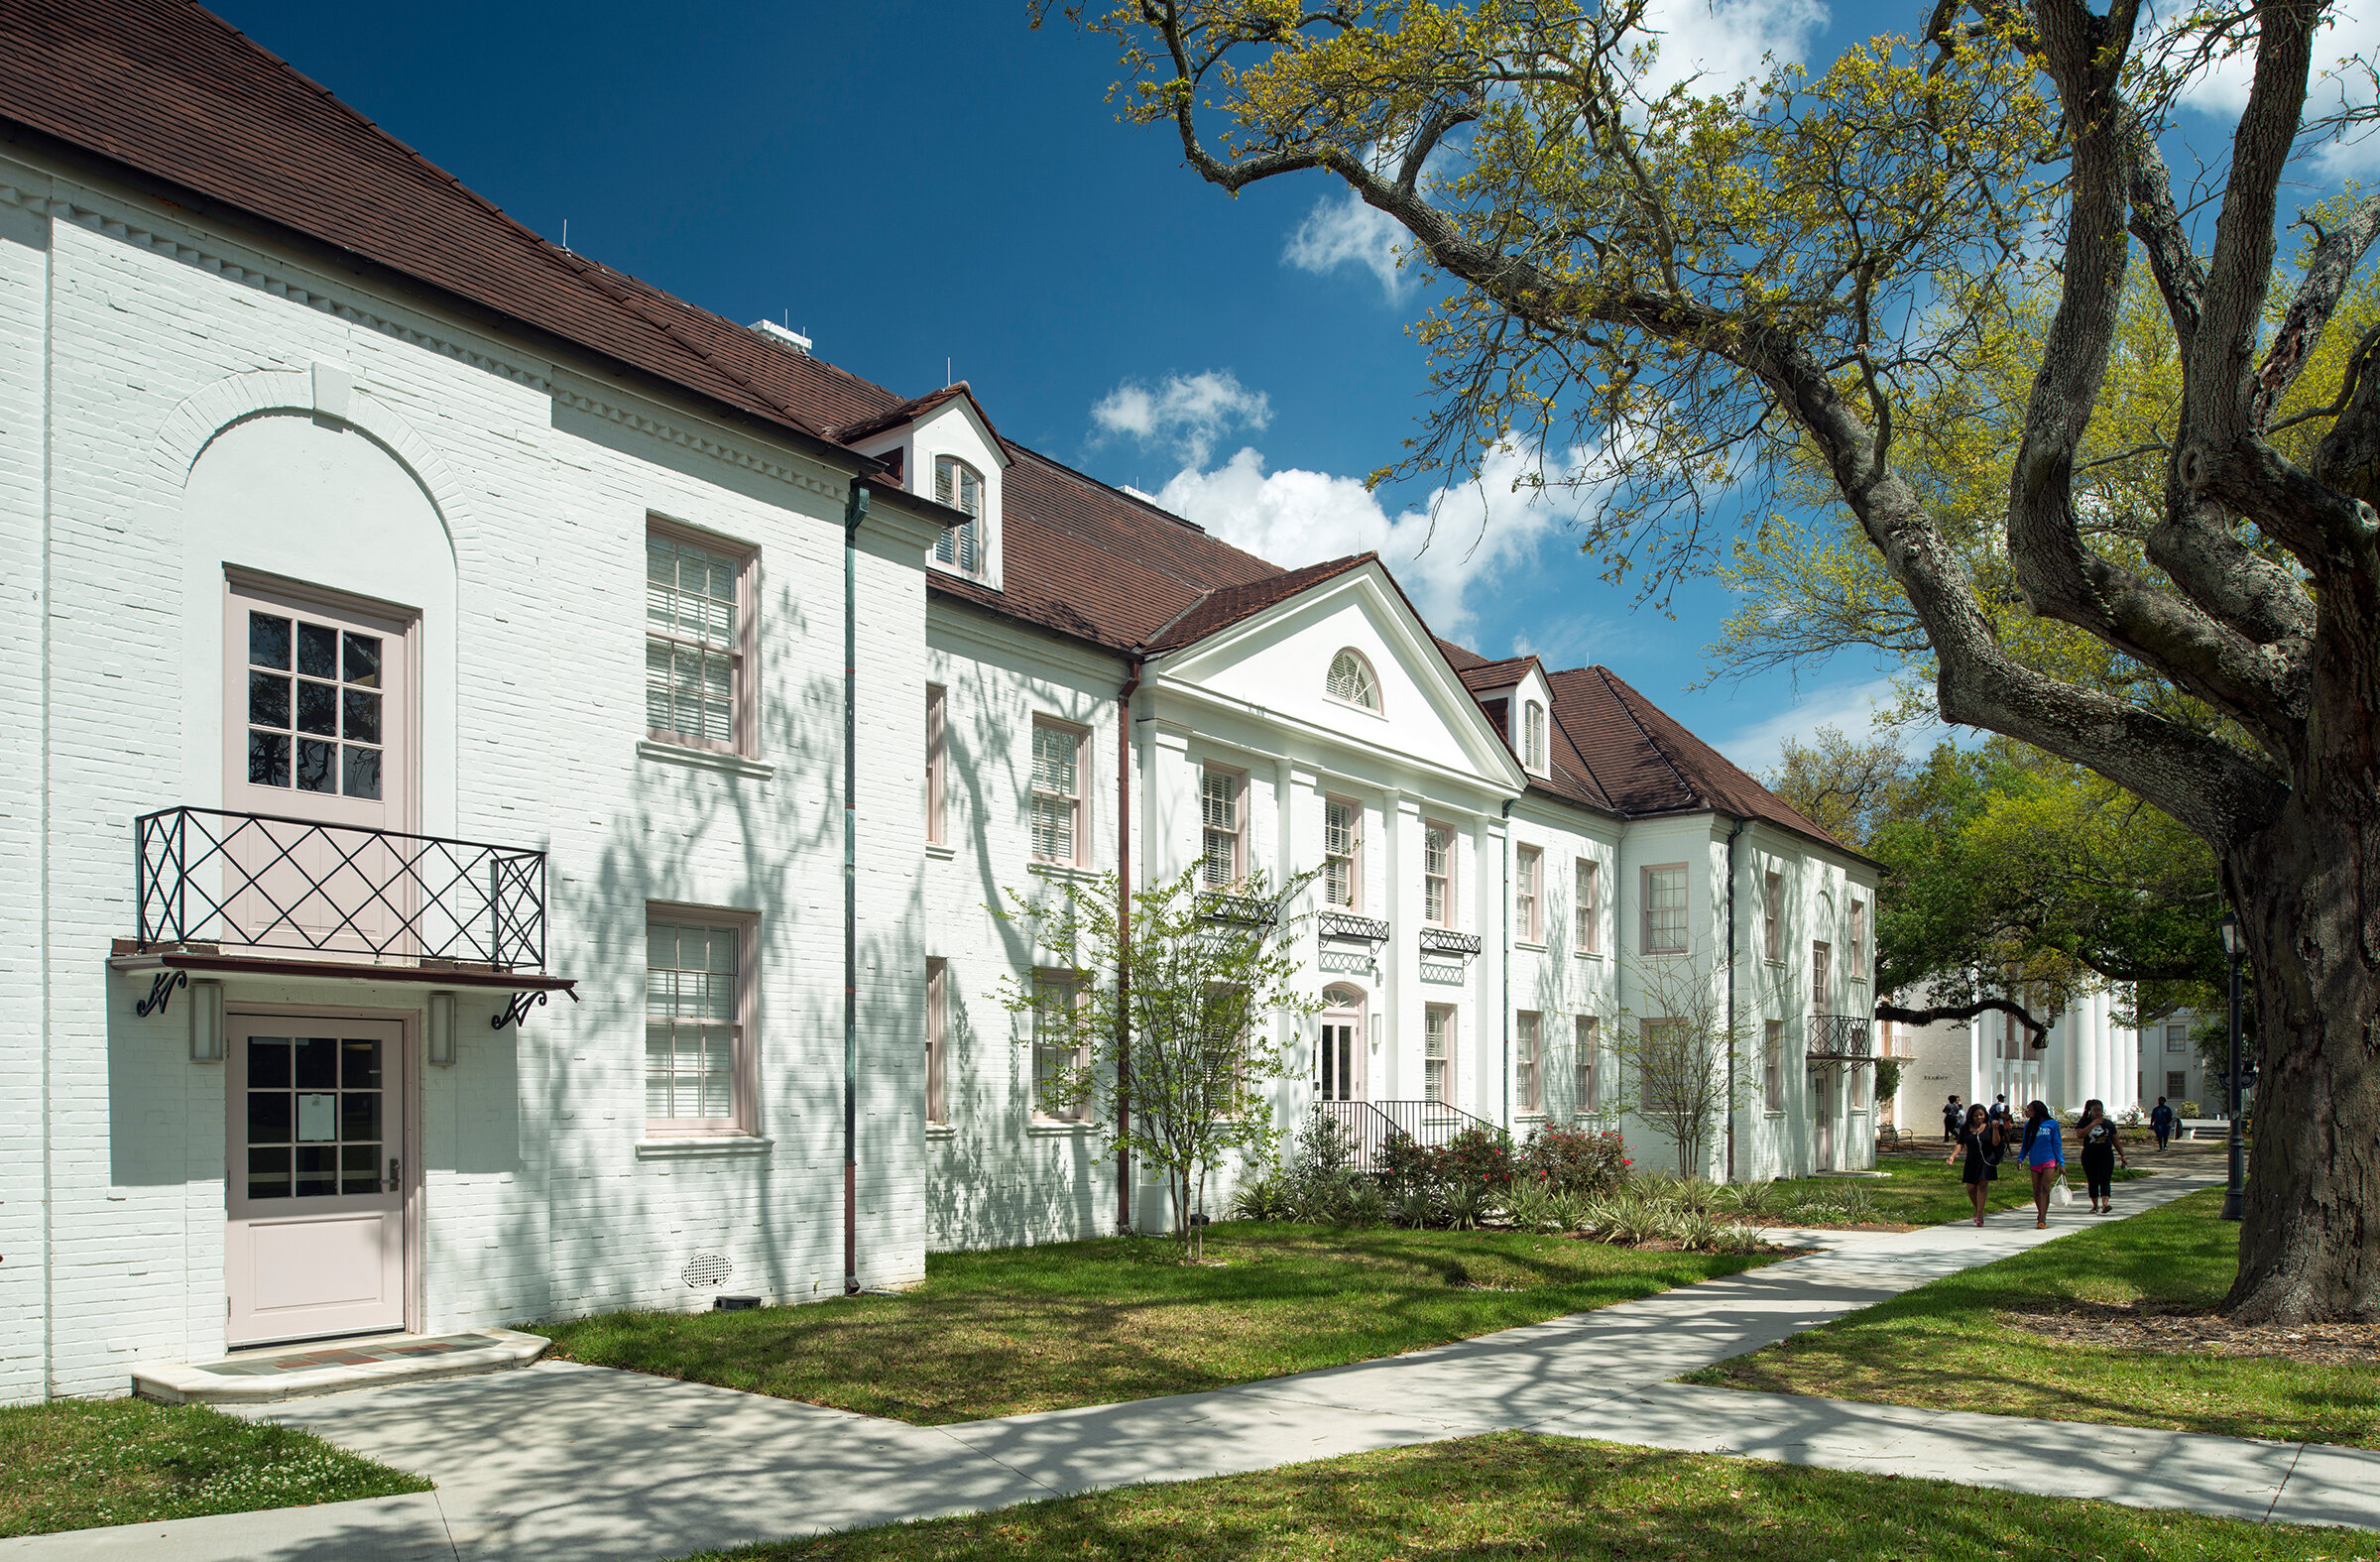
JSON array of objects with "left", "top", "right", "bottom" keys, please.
[{"left": 17, "top": 1166, "right": 2373, "bottom": 1561}]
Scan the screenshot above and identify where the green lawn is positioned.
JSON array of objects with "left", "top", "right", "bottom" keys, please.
[
  {"left": 538, "top": 1224, "right": 1779, "bottom": 1424},
  {"left": 1686, "top": 1189, "right": 2380, "bottom": 1448},
  {"left": 1752, "top": 1148, "right": 2148, "bottom": 1228},
  {"left": 0, "top": 1396, "right": 430, "bottom": 1538},
  {"left": 672, "top": 1432, "right": 2366, "bottom": 1561}
]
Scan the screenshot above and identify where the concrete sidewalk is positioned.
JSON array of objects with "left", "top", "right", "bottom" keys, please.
[{"left": 19, "top": 1166, "right": 2369, "bottom": 1561}]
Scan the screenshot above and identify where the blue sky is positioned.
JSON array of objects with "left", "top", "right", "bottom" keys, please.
[{"left": 206, "top": 0, "right": 2373, "bottom": 776}]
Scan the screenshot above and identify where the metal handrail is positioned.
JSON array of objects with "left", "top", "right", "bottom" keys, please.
[
  {"left": 1313, "top": 1096, "right": 1504, "bottom": 1173},
  {"left": 1807, "top": 1012, "right": 1874, "bottom": 1060},
  {"left": 134, "top": 805, "right": 548, "bottom": 970}
]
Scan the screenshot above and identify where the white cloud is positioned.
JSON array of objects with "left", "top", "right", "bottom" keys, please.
[
  {"left": 1090, "top": 371, "right": 1271, "bottom": 469},
  {"left": 1283, "top": 190, "right": 1409, "bottom": 300},
  {"left": 1713, "top": 675, "right": 1939, "bottom": 780},
  {"left": 1146, "top": 439, "right": 1596, "bottom": 641},
  {"left": 2161, "top": 6, "right": 2380, "bottom": 176},
  {"left": 1630, "top": 0, "right": 1829, "bottom": 100}
]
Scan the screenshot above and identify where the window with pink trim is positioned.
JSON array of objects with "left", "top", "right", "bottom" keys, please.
[
  {"left": 645, "top": 908, "right": 758, "bottom": 1136},
  {"left": 925, "top": 684, "right": 948, "bottom": 846},
  {"left": 647, "top": 524, "right": 757, "bottom": 756}
]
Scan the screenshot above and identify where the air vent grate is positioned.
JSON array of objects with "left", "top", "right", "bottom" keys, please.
[{"left": 682, "top": 1253, "right": 733, "bottom": 1288}]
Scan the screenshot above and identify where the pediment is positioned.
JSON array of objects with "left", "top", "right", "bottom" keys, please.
[{"left": 1149, "top": 562, "right": 1526, "bottom": 789}]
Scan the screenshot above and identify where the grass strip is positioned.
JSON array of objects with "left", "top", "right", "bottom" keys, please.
[
  {"left": 673, "top": 1431, "right": 2366, "bottom": 1561},
  {"left": 1686, "top": 1189, "right": 2380, "bottom": 1448},
  {"left": 0, "top": 1396, "right": 431, "bottom": 1538},
  {"left": 1751, "top": 1149, "right": 2148, "bottom": 1227},
  {"left": 538, "top": 1223, "right": 1776, "bottom": 1424}
]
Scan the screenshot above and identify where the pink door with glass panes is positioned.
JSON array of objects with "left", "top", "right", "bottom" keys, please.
[
  {"left": 222, "top": 578, "right": 415, "bottom": 955},
  {"left": 225, "top": 1017, "right": 406, "bottom": 1344}
]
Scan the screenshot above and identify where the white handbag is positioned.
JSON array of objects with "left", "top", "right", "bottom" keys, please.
[{"left": 2051, "top": 1178, "right": 2075, "bottom": 1207}]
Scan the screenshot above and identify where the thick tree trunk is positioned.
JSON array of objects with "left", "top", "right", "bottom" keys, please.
[{"left": 2225, "top": 789, "right": 2380, "bottom": 1322}]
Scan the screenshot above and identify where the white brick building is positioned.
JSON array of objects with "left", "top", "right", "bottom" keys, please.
[{"left": 0, "top": 3, "right": 1877, "bottom": 1401}]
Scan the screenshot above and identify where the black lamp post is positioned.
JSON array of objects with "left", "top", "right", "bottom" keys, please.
[{"left": 2218, "top": 908, "right": 2245, "bottom": 1222}]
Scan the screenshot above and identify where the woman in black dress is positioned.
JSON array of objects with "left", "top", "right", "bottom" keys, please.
[
  {"left": 1945, "top": 1102, "right": 2000, "bottom": 1226},
  {"left": 2076, "top": 1098, "right": 2128, "bottom": 1214}
]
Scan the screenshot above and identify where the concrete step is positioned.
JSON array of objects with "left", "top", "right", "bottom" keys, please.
[{"left": 132, "top": 1327, "right": 547, "bottom": 1404}]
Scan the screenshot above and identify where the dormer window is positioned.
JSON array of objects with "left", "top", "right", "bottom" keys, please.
[
  {"left": 933, "top": 456, "right": 983, "bottom": 575},
  {"left": 1326, "top": 649, "right": 1380, "bottom": 711},
  {"left": 1523, "top": 700, "right": 1546, "bottom": 772}
]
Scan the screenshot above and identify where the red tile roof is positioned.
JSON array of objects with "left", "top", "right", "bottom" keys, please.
[{"left": 4, "top": 0, "right": 1850, "bottom": 859}]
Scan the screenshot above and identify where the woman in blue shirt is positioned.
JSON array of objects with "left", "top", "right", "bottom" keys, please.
[{"left": 2019, "top": 1100, "right": 2065, "bottom": 1228}]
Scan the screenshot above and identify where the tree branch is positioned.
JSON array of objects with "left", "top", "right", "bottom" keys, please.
[{"left": 1877, "top": 995, "right": 2049, "bottom": 1044}]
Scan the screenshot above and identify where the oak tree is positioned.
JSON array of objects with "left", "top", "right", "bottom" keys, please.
[{"left": 1067, "top": 0, "right": 2380, "bottom": 1319}]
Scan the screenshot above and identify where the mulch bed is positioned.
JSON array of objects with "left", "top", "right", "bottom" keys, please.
[{"left": 1995, "top": 1299, "right": 2380, "bottom": 1366}]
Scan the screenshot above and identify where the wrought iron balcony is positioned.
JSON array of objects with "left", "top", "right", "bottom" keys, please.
[
  {"left": 1807, "top": 1012, "right": 1875, "bottom": 1061},
  {"left": 1318, "top": 910, "right": 1391, "bottom": 945},
  {"left": 1419, "top": 927, "right": 1482, "bottom": 958},
  {"left": 134, "top": 806, "right": 549, "bottom": 971},
  {"left": 1198, "top": 891, "right": 1276, "bottom": 927}
]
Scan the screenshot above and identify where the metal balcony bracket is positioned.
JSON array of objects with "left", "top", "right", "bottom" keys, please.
[
  {"left": 1318, "top": 911, "right": 1391, "bottom": 946},
  {"left": 1418, "top": 928, "right": 1482, "bottom": 958},
  {"left": 135, "top": 968, "right": 187, "bottom": 1019},
  {"left": 493, "top": 985, "right": 581, "bottom": 1031}
]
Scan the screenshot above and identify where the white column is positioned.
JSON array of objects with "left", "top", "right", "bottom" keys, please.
[
  {"left": 1389, "top": 793, "right": 1421, "bottom": 1109},
  {"left": 1142, "top": 720, "right": 1194, "bottom": 883}
]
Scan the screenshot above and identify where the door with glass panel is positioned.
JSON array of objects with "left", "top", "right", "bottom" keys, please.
[
  {"left": 222, "top": 580, "right": 414, "bottom": 955},
  {"left": 225, "top": 1019, "right": 406, "bottom": 1345},
  {"left": 1318, "top": 988, "right": 1365, "bottom": 1102}
]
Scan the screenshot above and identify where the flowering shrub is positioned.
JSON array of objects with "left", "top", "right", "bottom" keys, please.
[{"left": 1516, "top": 1126, "right": 1630, "bottom": 1194}]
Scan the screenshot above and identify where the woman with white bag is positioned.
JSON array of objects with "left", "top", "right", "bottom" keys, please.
[{"left": 2018, "top": 1100, "right": 2067, "bottom": 1229}]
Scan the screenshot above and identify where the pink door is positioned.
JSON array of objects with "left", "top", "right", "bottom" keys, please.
[
  {"left": 226, "top": 1018, "right": 407, "bottom": 1345},
  {"left": 222, "top": 579, "right": 416, "bottom": 956}
]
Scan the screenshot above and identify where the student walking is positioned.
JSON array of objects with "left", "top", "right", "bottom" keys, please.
[
  {"left": 1946, "top": 1103, "right": 2002, "bottom": 1226},
  {"left": 2019, "top": 1099, "right": 2065, "bottom": 1228},
  {"left": 2150, "top": 1096, "right": 2176, "bottom": 1151},
  {"left": 2076, "top": 1099, "right": 2128, "bottom": 1213},
  {"left": 1942, "top": 1095, "right": 1964, "bottom": 1143},
  {"left": 1989, "top": 1095, "right": 2013, "bottom": 1129}
]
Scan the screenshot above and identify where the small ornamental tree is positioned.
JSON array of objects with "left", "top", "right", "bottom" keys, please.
[
  {"left": 1608, "top": 953, "right": 1762, "bottom": 1180},
  {"left": 999, "top": 864, "right": 1321, "bottom": 1260}
]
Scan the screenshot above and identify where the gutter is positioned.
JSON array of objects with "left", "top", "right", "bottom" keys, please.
[
  {"left": 1724, "top": 814, "right": 1748, "bottom": 1183},
  {"left": 1116, "top": 658, "right": 1142, "bottom": 1235},
  {"left": 842, "top": 481, "right": 869, "bottom": 1294}
]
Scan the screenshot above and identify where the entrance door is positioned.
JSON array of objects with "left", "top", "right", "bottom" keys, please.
[
  {"left": 226, "top": 1017, "right": 406, "bottom": 1345},
  {"left": 1319, "top": 987, "right": 1366, "bottom": 1101}
]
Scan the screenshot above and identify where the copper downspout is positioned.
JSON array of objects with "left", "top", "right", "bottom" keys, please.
[
  {"left": 1115, "top": 659, "right": 1142, "bottom": 1234},
  {"left": 843, "top": 481, "right": 869, "bottom": 1294}
]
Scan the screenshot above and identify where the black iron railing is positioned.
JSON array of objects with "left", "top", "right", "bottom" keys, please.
[
  {"left": 1807, "top": 1013, "right": 1874, "bottom": 1060},
  {"left": 135, "top": 806, "right": 548, "bottom": 970},
  {"left": 1198, "top": 892, "right": 1276, "bottom": 927},
  {"left": 1314, "top": 1097, "right": 1504, "bottom": 1172},
  {"left": 1419, "top": 927, "right": 1482, "bottom": 957},
  {"left": 1318, "top": 911, "right": 1391, "bottom": 945}
]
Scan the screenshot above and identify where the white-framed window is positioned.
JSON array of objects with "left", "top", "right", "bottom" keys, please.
[
  {"left": 1031, "top": 970, "right": 1089, "bottom": 1123},
  {"left": 1812, "top": 941, "right": 1833, "bottom": 1018},
  {"left": 1201, "top": 766, "right": 1243, "bottom": 889},
  {"left": 1763, "top": 1019, "right": 1785, "bottom": 1111},
  {"left": 645, "top": 909, "right": 756, "bottom": 1136},
  {"left": 1762, "top": 870, "right": 1784, "bottom": 961},
  {"left": 1423, "top": 821, "right": 1457, "bottom": 927},
  {"left": 933, "top": 455, "right": 984, "bottom": 575},
  {"left": 1849, "top": 1062, "right": 1869, "bottom": 1111},
  {"left": 1515, "top": 845, "right": 1543, "bottom": 943},
  {"left": 925, "top": 683, "right": 947, "bottom": 846},
  {"left": 1326, "top": 648, "right": 1380, "bottom": 711},
  {"left": 1522, "top": 700, "right": 1546, "bottom": 772},
  {"left": 2167, "top": 1069, "right": 2188, "bottom": 1099},
  {"left": 1030, "top": 719, "right": 1086, "bottom": 866},
  {"left": 2165, "top": 1023, "right": 2189, "bottom": 1053},
  {"left": 1424, "top": 1004, "right": 1455, "bottom": 1104},
  {"left": 925, "top": 956, "right": 948, "bottom": 1126},
  {"left": 1848, "top": 899, "right": 1866, "bottom": 978},
  {"left": 646, "top": 524, "right": 756, "bottom": 755},
  {"left": 1642, "top": 864, "right": 1687, "bottom": 954},
  {"left": 1574, "top": 857, "right": 1601, "bottom": 953},
  {"left": 1575, "top": 1016, "right": 1601, "bottom": 1116},
  {"left": 1324, "top": 796, "right": 1362, "bottom": 908},
  {"left": 1516, "top": 1010, "right": 1543, "bottom": 1114}
]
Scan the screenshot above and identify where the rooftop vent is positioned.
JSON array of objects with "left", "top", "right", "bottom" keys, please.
[{"left": 749, "top": 319, "right": 812, "bottom": 356}]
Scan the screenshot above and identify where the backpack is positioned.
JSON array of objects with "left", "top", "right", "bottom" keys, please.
[{"left": 1979, "top": 1124, "right": 2006, "bottom": 1166}]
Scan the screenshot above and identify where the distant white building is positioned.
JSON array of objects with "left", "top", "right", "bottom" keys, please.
[{"left": 1888, "top": 985, "right": 2156, "bottom": 1128}]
